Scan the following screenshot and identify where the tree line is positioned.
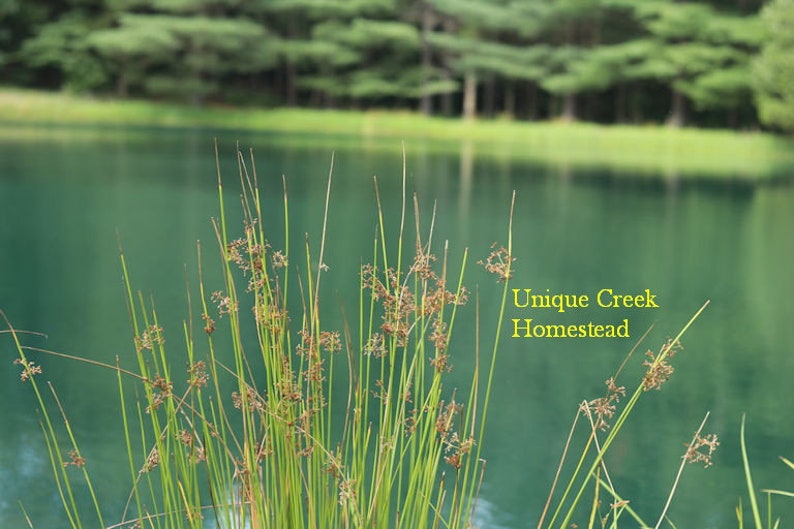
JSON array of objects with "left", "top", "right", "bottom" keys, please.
[{"left": 2, "top": 0, "right": 793, "bottom": 132}]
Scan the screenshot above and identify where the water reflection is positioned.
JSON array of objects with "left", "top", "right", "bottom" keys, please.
[
  {"left": 0, "top": 427, "right": 49, "bottom": 522},
  {"left": 471, "top": 495, "right": 522, "bottom": 529}
]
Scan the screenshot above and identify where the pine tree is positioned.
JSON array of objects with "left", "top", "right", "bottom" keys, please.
[
  {"left": 629, "top": 1, "right": 761, "bottom": 127},
  {"left": 87, "top": 0, "right": 272, "bottom": 104},
  {"left": 426, "top": 0, "right": 548, "bottom": 120}
]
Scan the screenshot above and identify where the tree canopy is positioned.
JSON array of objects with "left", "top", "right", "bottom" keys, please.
[
  {"left": 2, "top": 0, "right": 791, "bottom": 131},
  {"left": 754, "top": 0, "right": 794, "bottom": 131}
]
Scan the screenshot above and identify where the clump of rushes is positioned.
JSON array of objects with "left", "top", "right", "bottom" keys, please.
[
  {"left": 5, "top": 146, "right": 516, "bottom": 529},
  {"left": 537, "top": 303, "right": 716, "bottom": 529}
]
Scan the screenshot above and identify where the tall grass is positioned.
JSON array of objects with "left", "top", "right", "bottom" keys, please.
[{"left": 5, "top": 146, "right": 515, "bottom": 528}]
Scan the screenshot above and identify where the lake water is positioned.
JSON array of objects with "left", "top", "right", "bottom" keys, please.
[{"left": 1, "top": 124, "right": 793, "bottom": 528}]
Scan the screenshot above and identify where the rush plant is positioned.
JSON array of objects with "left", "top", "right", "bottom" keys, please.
[{"left": 5, "top": 146, "right": 515, "bottom": 529}]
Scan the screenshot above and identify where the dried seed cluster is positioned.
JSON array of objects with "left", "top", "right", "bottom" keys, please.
[
  {"left": 585, "top": 377, "right": 626, "bottom": 431},
  {"left": 684, "top": 433, "right": 720, "bottom": 468},
  {"left": 643, "top": 338, "right": 682, "bottom": 391}
]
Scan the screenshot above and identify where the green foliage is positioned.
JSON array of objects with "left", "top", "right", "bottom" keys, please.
[
  {"left": 338, "top": 19, "right": 421, "bottom": 49},
  {"left": 19, "top": 12, "right": 108, "bottom": 91},
  {"left": 274, "top": 38, "right": 359, "bottom": 68},
  {"left": 430, "top": 0, "right": 547, "bottom": 35},
  {"left": 625, "top": 2, "right": 763, "bottom": 122},
  {"left": 265, "top": 3, "right": 427, "bottom": 103},
  {"left": 754, "top": 0, "right": 794, "bottom": 133},
  {"left": 680, "top": 66, "right": 753, "bottom": 111},
  {"left": 265, "top": 0, "right": 395, "bottom": 18},
  {"left": 426, "top": 32, "right": 547, "bottom": 81},
  {"left": 86, "top": 16, "right": 179, "bottom": 96},
  {"left": 541, "top": 46, "right": 611, "bottom": 96},
  {"left": 89, "top": 12, "right": 271, "bottom": 101},
  {"left": 0, "top": 0, "right": 777, "bottom": 128}
]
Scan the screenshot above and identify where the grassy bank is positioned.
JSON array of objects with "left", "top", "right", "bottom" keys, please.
[{"left": 2, "top": 88, "right": 793, "bottom": 182}]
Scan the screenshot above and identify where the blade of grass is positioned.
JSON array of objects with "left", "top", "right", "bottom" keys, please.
[{"left": 741, "top": 414, "right": 764, "bottom": 529}]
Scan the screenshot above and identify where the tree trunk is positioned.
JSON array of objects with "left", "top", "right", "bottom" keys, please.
[
  {"left": 666, "top": 88, "right": 686, "bottom": 127},
  {"left": 463, "top": 70, "right": 477, "bottom": 121},
  {"left": 561, "top": 92, "right": 576, "bottom": 122}
]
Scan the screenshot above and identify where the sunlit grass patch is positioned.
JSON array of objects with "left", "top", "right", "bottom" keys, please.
[{"left": 2, "top": 88, "right": 793, "bottom": 182}]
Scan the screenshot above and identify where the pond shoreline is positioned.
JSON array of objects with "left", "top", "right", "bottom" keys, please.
[{"left": 2, "top": 88, "right": 793, "bottom": 183}]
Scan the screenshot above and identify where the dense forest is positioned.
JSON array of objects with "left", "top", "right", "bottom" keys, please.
[{"left": 2, "top": 0, "right": 793, "bottom": 131}]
